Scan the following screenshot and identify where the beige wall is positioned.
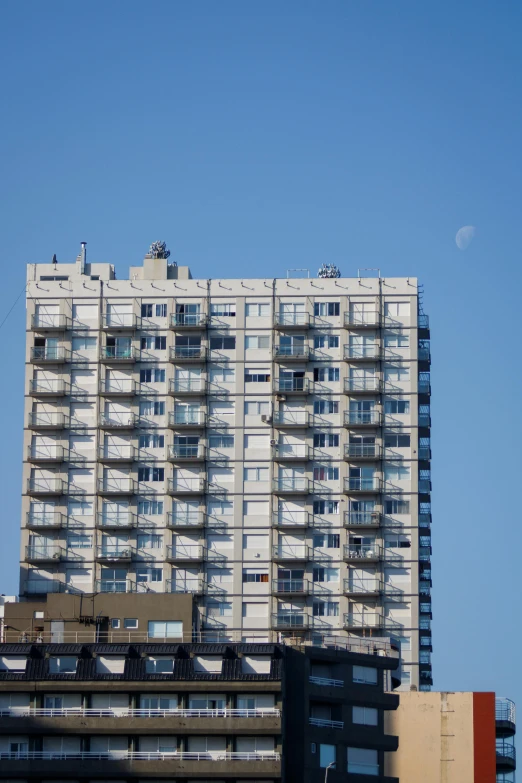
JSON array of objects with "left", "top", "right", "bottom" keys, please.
[{"left": 384, "top": 692, "right": 475, "bottom": 783}]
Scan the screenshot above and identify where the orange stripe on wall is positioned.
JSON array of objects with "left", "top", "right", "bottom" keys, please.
[{"left": 473, "top": 692, "right": 496, "bottom": 783}]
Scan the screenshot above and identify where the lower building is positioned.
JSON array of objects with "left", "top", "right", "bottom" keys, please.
[
  {"left": 0, "top": 592, "right": 400, "bottom": 782},
  {"left": 384, "top": 690, "right": 516, "bottom": 783}
]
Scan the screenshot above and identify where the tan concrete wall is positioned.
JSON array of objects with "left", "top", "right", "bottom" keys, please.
[{"left": 384, "top": 692, "right": 475, "bottom": 783}]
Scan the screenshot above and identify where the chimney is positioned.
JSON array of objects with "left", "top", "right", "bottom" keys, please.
[{"left": 80, "top": 242, "right": 87, "bottom": 273}]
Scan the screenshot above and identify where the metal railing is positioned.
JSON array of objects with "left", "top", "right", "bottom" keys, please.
[
  {"left": 496, "top": 743, "right": 516, "bottom": 762},
  {"left": 344, "top": 344, "right": 380, "bottom": 360},
  {"left": 30, "top": 346, "right": 68, "bottom": 362},
  {"left": 309, "top": 676, "right": 344, "bottom": 688},
  {"left": 102, "top": 314, "right": 136, "bottom": 329},
  {"left": 166, "top": 544, "right": 204, "bottom": 561},
  {"left": 273, "top": 344, "right": 309, "bottom": 359},
  {"left": 167, "top": 477, "right": 206, "bottom": 494},
  {"left": 170, "top": 313, "right": 207, "bottom": 328},
  {"left": 496, "top": 698, "right": 516, "bottom": 725},
  {"left": 273, "top": 411, "right": 308, "bottom": 426},
  {"left": 343, "top": 476, "right": 382, "bottom": 492},
  {"left": 31, "top": 314, "right": 69, "bottom": 330},
  {"left": 343, "top": 613, "right": 383, "bottom": 629},
  {"left": 272, "top": 579, "right": 309, "bottom": 594},
  {"left": 168, "top": 410, "right": 206, "bottom": 427},
  {"left": 309, "top": 717, "right": 344, "bottom": 729},
  {"left": 167, "top": 511, "right": 205, "bottom": 528},
  {"left": 97, "top": 545, "right": 134, "bottom": 559},
  {"left": 26, "top": 511, "right": 65, "bottom": 528},
  {"left": 168, "top": 445, "right": 206, "bottom": 460},
  {"left": 169, "top": 346, "right": 206, "bottom": 361},
  {"left": 166, "top": 578, "right": 204, "bottom": 594},
  {"left": 344, "top": 410, "right": 381, "bottom": 426},
  {"left": 272, "top": 612, "right": 310, "bottom": 629},
  {"left": 97, "top": 513, "right": 137, "bottom": 528},
  {"left": 25, "top": 545, "right": 63, "bottom": 561},
  {"left": 273, "top": 377, "right": 309, "bottom": 393},
  {"left": 27, "top": 445, "right": 65, "bottom": 461},
  {"left": 343, "top": 578, "right": 382, "bottom": 594},
  {"left": 27, "top": 478, "right": 64, "bottom": 494},
  {"left": 169, "top": 378, "right": 206, "bottom": 394},
  {"left": 344, "top": 443, "right": 380, "bottom": 459},
  {"left": 98, "top": 445, "right": 135, "bottom": 461},
  {"left": 344, "top": 377, "right": 381, "bottom": 393},
  {"left": 343, "top": 544, "right": 381, "bottom": 560},
  {"left": 272, "top": 477, "right": 309, "bottom": 493},
  {"left": 100, "top": 346, "right": 135, "bottom": 360},
  {"left": 97, "top": 478, "right": 136, "bottom": 494},
  {"left": 272, "top": 444, "right": 308, "bottom": 460},
  {"left": 99, "top": 379, "right": 136, "bottom": 395},
  {"left": 0, "top": 750, "right": 280, "bottom": 761},
  {"left": 0, "top": 706, "right": 280, "bottom": 718},
  {"left": 274, "top": 312, "right": 309, "bottom": 327},
  {"left": 272, "top": 511, "right": 310, "bottom": 528},
  {"left": 29, "top": 379, "right": 66, "bottom": 395},
  {"left": 98, "top": 412, "right": 136, "bottom": 428},
  {"left": 272, "top": 544, "right": 310, "bottom": 560},
  {"left": 344, "top": 511, "right": 381, "bottom": 526},
  {"left": 28, "top": 412, "right": 67, "bottom": 428},
  {"left": 344, "top": 311, "right": 380, "bottom": 327},
  {"left": 95, "top": 579, "right": 138, "bottom": 594}
]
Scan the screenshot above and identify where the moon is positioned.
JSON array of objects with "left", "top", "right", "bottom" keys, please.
[{"left": 455, "top": 225, "right": 476, "bottom": 250}]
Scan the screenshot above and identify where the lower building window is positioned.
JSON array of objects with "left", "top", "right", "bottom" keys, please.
[{"left": 347, "top": 747, "right": 379, "bottom": 776}]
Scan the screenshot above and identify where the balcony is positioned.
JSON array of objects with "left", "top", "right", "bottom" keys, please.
[
  {"left": 25, "top": 545, "right": 63, "bottom": 563},
  {"left": 99, "top": 378, "right": 136, "bottom": 396},
  {"left": 274, "top": 312, "right": 310, "bottom": 328},
  {"left": 344, "top": 511, "right": 381, "bottom": 528},
  {"left": 419, "top": 512, "right": 432, "bottom": 528},
  {"left": 272, "top": 444, "right": 309, "bottom": 461},
  {"left": 343, "top": 477, "right": 382, "bottom": 494},
  {"left": 26, "top": 511, "right": 65, "bottom": 530},
  {"left": 95, "top": 579, "right": 137, "bottom": 594},
  {"left": 28, "top": 412, "right": 67, "bottom": 430},
  {"left": 167, "top": 477, "right": 206, "bottom": 495},
  {"left": 97, "top": 478, "right": 136, "bottom": 495},
  {"left": 273, "top": 345, "right": 309, "bottom": 362},
  {"left": 170, "top": 313, "right": 208, "bottom": 329},
  {"left": 344, "top": 443, "right": 381, "bottom": 460},
  {"left": 272, "top": 511, "right": 310, "bottom": 529},
  {"left": 31, "top": 313, "right": 70, "bottom": 330},
  {"left": 101, "top": 313, "right": 137, "bottom": 330},
  {"left": 29, "top": 379, "right": 67, "bottom": 396},
  {"left": 496, "top": 743, "right": 516, "bottom": 772},
  {"left": 168, "top": 444, "right": 206, "bottom": 462},
  {"left": 96, "top": 545, "right": 134, "bottom": 562},
  {"left": 309, "top": 717, "right": 344, "bottom": 730},
  {"left": 166, "top": 578, "right": 204, "bottom": 594},
  {"left": 167, "top": 510, "right": 206, "bottom": 529},
  {"left": 272, "top": 477, "right": 310, "bottom": 494},
  {"left": 100, "top": 346, "right": 136, "bottom": 363},
  {"left": 272, "top": 611, "right": 310, "bottom": 630},
  {"left": 169, "top": 346, "right": 207, "bottom": 362},
  {"left": 343, "top": 377, "right": 382, "bottom": 394},
  {"left": 418, "top": 377, "right": 431, "bottom": 396},
  {"left": 496, "top": 699, "right": 516, "bottom": 738},
  {"left": 273, "top": 377, "right": 309, "bottom": 394},
  {"left": 166, "top": 544, "right": 205, "bottom": 563},
  {"left": 97, "top": 445, "right": 135, "bottom": 462},
  {"left": 343, "top": 410, "right": 382, "bottom": 428},
  {"left": 272, "top": 544, "right": 311, "bottom": 562},
  {"left": 272, "top": 578, "right": 311, "bottom": 596},
  {"left": 419, "top": 412, "right": 431, "bottom": 428},
  {"left": 23, "top": 579, "right": 66, "bottom": 595},
  {"left": 97, "top": 513, "right": 137, "bottom": 529},
  {"left": 418, "top": 445, "right": 431, "bottom": 461},
  {"left": 419, "top": 478, "right": 432, "bottom": 494},
  {"left": 418, "top": 344, "right": 431, "bottom": 363},
  {"left": 27, "top": 477, "right": 64, "bottom": 496},
  {"left": 343, "top": 344, "right": 380, "bottom": 361},
  {"left": 343, "top": 578, "right": 382, "bottom": 598},
  {"left": 98, "top": 412, "right": 137, "bottom": 429},
  {"left": 27, "top": 445, "right": 65, "bottom": 463},
  {"left": 344, "top": 311, "right": 380, "bottom": 328},
  {"left": 30, "top": 346, "right": 69, "bottom": 363},
  {"left": 168, "top": 410, "right": 206, "bottom": 428},
  {"left": 169, "top": 378, "right": 207, "bottom": 395},
  {"left": 343, "top": 544, "right": 382, "bottom": 563},
  {"left": 273, "top": 411, "right": 309, "bottom": 427},
  {"left": 343, "top": 612, "right": 384, "bottom": 630}
]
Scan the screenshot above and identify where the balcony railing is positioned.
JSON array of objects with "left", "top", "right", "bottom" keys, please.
[
  {"left": 343, "top": 344, "right": 380, "bottom": 360},
  {"left": 418, "top": 377, "right": 431, "bottom": 395},
  {"left": 344, "top": 311, "right": 380, "bottom": 327},
  {"left": 26, "top": 511, "right": 65, "bottom": 529},
  {"left": 102, "top": 313, "right": 137, "bottom": 329},
  {"left": 99, "top": 379, "right": 136, "bottom": 395},
  {"left": 272, "top": 579, "right": 310, "bottom": 595},
  {"left": 0, "top": 705, "right": 280, "bottom": 718},
  {"left": 343, "top": 476, "right": 382, "bottom": 493},
  {"left": 166, "top": 544, "right": 204, "bottom": 562},
  {"left": 29, "top": 379, "right": 67, "bottom": 396},
  {"left": 496, "top": 743, "right": 516, "bottom": 766},
  {"left": 97, "top": 478, "right": 136, "bottom": 494},
  {"left": 419, "top": 512, "right": 432, "bottom": 528},
  {"left": 344, "top": 410, "right": 382, "bottom": 427},
  {"left": 167, "top": 510, "right": 205, "bottom": 529},
  {"left": 419, "top": 412, "right": 431, "bottom": 427},
  {"left": 496, "top": 698, "right": 516, "bottom": 728},
  {"left": 27, "top": 478, "right": 64, "bottom": 495},
  {"left": 24, "top": 580, "right": 67, "bottom": 595},
  {"left": 166, "top": 578, "right": 204, "bottom": 594},
  {"left": 30, "top": 346, "right": 69, "bottom": 363},
  {"left": 273, "top": 377, "right": 309, "bottom": 393},
  {"left": 96, "top": 546, "right": 134, "bottom": 561},
  {"left": 418, "top": 345, "right": 431, "bottom": 362},
  {"left": 344, "top": 511, "right": 381, "bottom": 527},
  {"left": 274, "top": 312, "right": 310, "bottom": 328},
  {"left": 28, "top": 412, "right": 67, "bottom": 429},
  {"left": 169, "top": 378, "right": 206, "bottom": 395},
  {"left": 309, "top": 676, "right": 345, "bottom": 688},
  {"left": 343, "top": 578, "right": 382, "bottom": 595},
  {"left": 419, "top": 478, "right": 432, "bottom": 493},
  {"left": 97, "top": 513, "right": 137, "bottom": 529},
  {"left": 272, "top": 545, "right": 311, "bottom": 561},
  {"left": 272, "top": 444, "right": 308, "bottom": 460},
  {"left": 170, "top": 313, "right": 207, "bottom": 328},
  {"left": 27, "top": 446, "right": 65, "bottom": 462},
  {"left": 168, "top": 445, "right": 206, "bottom": 462},
  {"left": 98, "top": 445, "right": 135, "bottom": 462},
  {"left": 272, "top": 511, "right": 310, "bottom": 528},
  {"left": 25, "top": 545, "right": 63, "bottom": 562},
  {"left": 343, "top": 377, "right": 381, "bottom": 393},
  {"left": 273, "top": 345, "right": 309, "bottom": 361},
  {"left": 31, "top": 314, "right": 69, "bottom": 330},
  {"left": 169, "top": 346, "right": 206, "bottom": 362},
  {"left": 309, "top": 717, "right": 344, "bottom": 730},
  {"left": 343, "top": 544, "right": 381, "bottom": 562},
  {"left": 273, "top": 411, "right": 309, "bottom": 427},
  {"left": 343, "top": 613, "right": 383, "bottom": 629},
  {"left": 272, "top": 612, "right": 310, "bottom": 629},
  {"left": 95, "top": 579, "right": 138, "bottom": 594},
  {"left": 344, "top": 443, "right": 381, "bottom": 460},
  {"left": 168, "top": 410, "right": 206, "bottom": 427},
  {"left": 98, "top": 412, "right": 137, "bottom": 429},
  {"left": 100, "top": 346, "right": 135, "bottom": 361},
  {"left": 167, "top": 477, "right": 206, "bottom": 494},
  {"left": 0, "top": 750, "right": 280, "bottom": 762},
  {"left": 272, "top": 477, "right": 310, "bottom": 493}
]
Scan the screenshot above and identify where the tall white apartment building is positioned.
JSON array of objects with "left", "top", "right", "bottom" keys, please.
[{"left": 20, "top": 243, "right": 432, "bottom": 690}]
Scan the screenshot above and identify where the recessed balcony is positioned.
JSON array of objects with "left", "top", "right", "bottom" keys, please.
[
  {"left": 169, "top": 378, "right": 207, "bottom": 395},
  {"left": 272, "top": 544, "right": 311, "bottom": 562},
  {"left": 31, "top": 314, "right": 70, "bottom": 330},
  {"left": 343, "top": 345, "right": 381, "bottom": 361},
  {"left": 344, "top": 443, "right": 381, "bottom": 461},
  {"left": 98, "top": 413, "right": 137, "bottom": 429},
  {"left": 273, "top": 345, "right": 309, "bottom": 362},
  {"left": 29, "top": 379, "right": 67, "bottom": 397},
  {"left": 167, "top": 477, "right": 206, "bottom": 495},
  {"left": 100, "top": 346, "right": 136, "bottom": 363},
  {"left": 272, "top": 578, "right": 311, "bottom": 596},
  {"left": 97, "top": 478, "right": 136, "bottom": 495},
  {"left": 30, "top": 346, "right": 69, "bottom": 364},
  {"left": 272, "top": 511, "right": 311, "bottom": 529},
  {"left": 168, "top": 411, "right": 206, "bottom": 428},
  {"left": 343, "top": 578, "right": 382, "bottom": 598},
  {"left": 166, "top": 544, "right": 205, "bottom": 563},
  {"left": 99, "top": 379, "right": 136, "bottom": 396},
  {"left": 27, "top": 477, "right": 64, "bottom": 496},
  {"left": 343, "top": 477, "right": 382, "bottom": 494},
  {"left": 27, "top": 446, "right": 65, "bottom": 463},
  {"left": 169, "top": 346, "right": 207, "bottom": 362},
  {"left": 101, "top": 314, "right": 137, "bottom": 330},
  {"left": 166, "top": 510, "right": 206, "bottom": 529},
  {"left": 344, "top": 511, "right": 382, "bottom": 528},
  {"left": 272, "top": 611, "right": 310, "bottom": 630},
  {"left": 96, "top": 513, "right": 137, "bottom": 529},
  {"left": 344, "top": 311, "right": 380, "bottom": 328},
  {"left": 26, "top": 511, "right": 66, "bottom": 530},
  {"left": 343, "top": 377, "right": 382, "bottom": 394},
  {"left": 25, "top": 545, "right": 63, "bottom": 563},
  {"left": 97, "top": 445, "right": 136, "bottom": 462},
  {"left": 273, "top": 312, "right": 310, "bottom": 329},
  {"left": 343, "top": 410, "right": 382, "bottom": 428},
  {"left": 95, "top": 578, "right": 137, "bottom": 594},
  {"left": 273, "top": 411, "right": 309, "bottom": 428},
  {"left": 28, "top": 413, "right": 67, "bottom": 430},
  {"left": 343, "top": 543, "right": 382, "bottom": 563},
  {"left": 96, "top": 545, "right": 134, "bottom": 562},
  {"left": 273, "top": 377, "right": 309, "bottom": 394},
  {"left": 272, "top": 444, "right": 309, "bottom": 461},
  {"left": 166, "top": 578, "right": 204, "bottom": 594},
  {"left": 170, "top": 313, "right": 208, "bottom": 329},
  {"left": 272, "top": 477, "right": 310, "bottom": 494},
  {"left": 167, "top": 444, "right": 206, "bottom": 462}
]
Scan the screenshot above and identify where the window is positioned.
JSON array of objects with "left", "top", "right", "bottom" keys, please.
[
  {"left": 384, "top": 433, "right": 410, "bottom": 448},
  {"left": 384, "top": 301, "right": 409, "bottom": 316},
  {"left": 208, "top": 434, "right": 234, "bottom": 449},
  {"left": 34, "top": 611, "right": 45, "bottom": 619},
  {"left": 137, "top": 567, "right": 163, "bottom": 583},
  {"left": 244, "top": 466, "right": 269, "bottom": 481},
  {"left": 245, "top": 335, "right": 270, "bottom": 349},
  {"left": 314, "top": 367, "right": 339, "bottom": 381},
  {"left": 207, "top": 499, "right": 234, "bottom": 516},
  {"left": 242, "top": 570, "right": 269, "bottom": 583},
  {"left": 139, "top": 433, "right": 165, "bottom": 448},
  {"left": 353, "top": 665, "right": 378, "bottom": 684},
  {"left": 384, "top": 399, "right": 410, "bottom": 414},
  {"left": 140, "top": 368, "right": 165, "bottom": 383},
  {"left": 138, "top": 499, "right": 164, "bottom": 515},
  {"left": 241, "top": 655, "right": 271, "bottom": 674},
  {"left": 140, "top": 335, "right": 166, "bottom": 350},
  {"left": 141, "top": 304, "right": 153, "bottom": 317},
  {"left": 319, "top": 744, "right": 336, "bottom": 768},
  {"left": 313, "top": 533, "right": 340, "bottom": 549},
  {"left": 243, "top": 500, "right": 269, "bottom": 516},
  {"left": 384, "top": 332, "right": 409, "bottom": 347},
  {"left": 66, "top": 533, "right": 92, "bottom": 549},
  {"left": 193, "top": 656, "right": 223, "bottom": 673},
  {"left": 210, "top": 302, "right": 235, "bottom": 317},
  {"left": 111, "top": 619, "right": 120, "bottom": 629},
  {"left": 384, "top": 499, "right": 410, "bottom": 515},
  {"left": 353, "top": 706, "right": 378, "bottom": 726},
  {"left": 243, "top": 534, "right": 269, "bottom": 549},
  {"left": 312, "top": 567, "right": 339, "bottom": 583},
  {"left": 207, "top": 600, "right": 233, "bottom": 617},
  {"left": 245, "top": 400, "right": 270, "bottom": 415},
  {"left": 139, "top": 400, "right": 165, "bottom": 416},
  {"left": 384, "top": 366, "right": 410, "bottom": 381},
  {"left": 148, "top": 621, "right": 183, "bottom": 639},
  {"left": 242, "top": 602, "right": 269, "bottom": 617},
  {"left": 72, "top": 336, "right": 97, "bottom": 351},
  {"left": 0, "top": 656, "right": 27, "bottom": 672},
  {"left": 312, "top": 601, "right": 339, "bottom": 617},
  {"left": 209, "top": 366, "right": 235, "bottom": 383},
  {"left": 244, "top": 434, "right": 269, "bottom": 449},
  {"left": 313, "top": 499, "right": 339, "bottom": 515},
  {"left": 314, "top": 302, "right": 340, "bottom": 316},
  {"left": 313, "top": 400, "right": 339, "bottom": 414},
  {"left": 246, "top": 302, "right": 270, "bottom": 317},
  {"left": 156, "top": 303, "right": 167, "bottom": 317},
  {"left": 137, "top": 532, "right": 163, "bottom": 549},
  {"left": 245, "top": 368, "right": 270, "bottom": 382},
  {"left": 124, "top": 618, "right": 138, "bottom": 629},
  {"left": 49, "top": 656, "right": 77, "bottom": 674},
  {"left": 313, "top": 433, "right": 339, "bottom": 448},
  {"left": 138, "top": 467, "right": 165, "bottom": 482},
  {"left": 347, "top": 747, "right": 379, "bottom": 776},
  {"left": 145, "top": 656, "right": 174, "bottom": 674},
  {"left": 314, "top": 334, "right": 339, "bottom": 348},
  {"left": 313, "top": 466, "right": 339, "bottom": 481},
  {"left": 385, "top": 465, "right": 411, "bottom": 480},
  {"left": 210, "top": 335, "right": 236, "bottom": 350}
]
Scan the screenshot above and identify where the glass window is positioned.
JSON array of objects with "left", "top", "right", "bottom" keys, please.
[
  {"left": 353, "top": 665, "right": 378, "bottom": 684},
  {"left": 347, "top": 747, "right": 379, "bottom": 776},
  {"left": 145, "top": 656, "right": 174, "bottom": 673},
  {"left": 353, "top": 706, "right": 378, "bottom": 726},
  {"left": 246, "top": 302, "right": 270, "bottom": 317},
  {"left": 244, "top": 466, "right": 269, "bottom": 481},
  {"left": 210, "top": 335, "right": 236, "bottom": 350},
  {"left": 148, "top": 621, "right": 183, "bottom": 639},
  {"left": 384, "top": 400, "right": 410, "bottom": 414},
  {"left": 245, "top": 401, "right": 270, "bottom": 415},
  {"left": 314, "top": 302, "right": 340, "bottom": 316},
  {"left": 245, "top": 335, "right": 270, "bottom": 349},
  {"left": 319, "top": 743, "right": 336, "bottom": 768},
  {"left": 245, "top": 368, "right": 270, "bottom": 382},
  {"left": 210, "top": 303, "right": 236, "bottom": 316},
  {"left": 124, "top": 618, "right": 138, "bottom": 629}
]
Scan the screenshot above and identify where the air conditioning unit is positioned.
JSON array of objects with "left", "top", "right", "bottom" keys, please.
[
  {"left": 261, "top": 415, "right": 268, "bottom": 422},
  {"left": 276, "top": 394, "right": 286, "bottom": 401},
  {"left": 270, "top": 439, "right": 276, "bottom": 446}
]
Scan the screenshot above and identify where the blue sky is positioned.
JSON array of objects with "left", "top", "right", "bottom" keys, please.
[{"left": 1, "top": 1, "right": 521, "bottom": 706}]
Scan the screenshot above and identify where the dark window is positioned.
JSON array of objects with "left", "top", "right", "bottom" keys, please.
[
  {"left": 141, "top": 304, "right": 153, "bottom": 318},
  {"left": 210, "top": 336, "right": 236, "bottom": 350}
]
